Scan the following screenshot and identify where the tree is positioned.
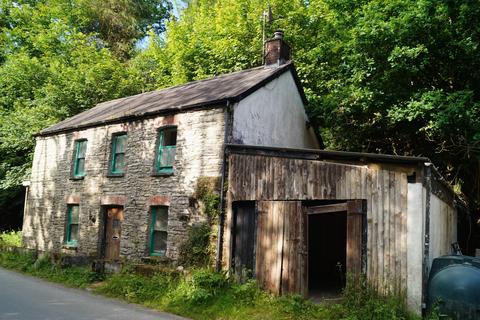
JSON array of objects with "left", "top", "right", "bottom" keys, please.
[
  {"left": 132, "top": 0, "right": 480, "bottom": 211},
  {"left": 0, "top": 0, "right": 171, "bottom": 229}
]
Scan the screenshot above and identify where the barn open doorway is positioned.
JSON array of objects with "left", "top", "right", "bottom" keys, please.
[
  {"left": 232, "top": 201, "right": 256, "bottom": 281},
  {"left": 306, "top": 200, "right": 366, "bottom": 300},
  {"left": 308, "top": 212, "right": 347, "bottom": 298},
  {"left": 307, "top": 202, "right": 347, "bottom": 300}
]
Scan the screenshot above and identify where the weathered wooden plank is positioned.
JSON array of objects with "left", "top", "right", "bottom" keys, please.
[
  {"left": 266, "top": 156, "right": 273, "bottom": 200},
  {"left": 378, "top": 169, "right": 385, "bottom": 291},
  {"left": 323, "top": 162, "right": 330, "bottom": 198},
  {"left": 292, "top": 201, "right": 299, "bottom": 293},
  {"left": 237, "top": 154, "right": 245, "bottom": 200},
  {"left": 346, "top": 201, "right": 363, "bottom": 277},
  {"left": 274, "top": 158, "right": 286, "bottom": 200},
  {"left": 280, "top": 201, "right": 303, "bottom": 295},
  {"left": 306, "top": 161, "right": 313, "bottom": 199},
  {"left": 255, "top": 201, "right": 267, "bottom": 289},
  {"left": 394, "top": 171, "right": 402, "bottom": 293},
  {"left": 389, "top": 171, "right": 396, "bottom": 292},
  {"left": 307, "top": 203, "right": 348, "bottom": 215},
  {"left": 366, "top": 169, "right": 373, "bottom": 279},
  {"left": 361, "top": 167, "right": 367, "bottom": 199},
  {"left": 329, "top": 163, "right": 337, "bottom": 198},
  {"left": 304, "top": 161, "right": 310, "bottom": 198},
  {"left": 301, "top": 205, "right": 308, "bottom": 296},
  {"left": 277, "top": 202, "right": 285, "bottom": 295},
  {"left": 370, "top": 169, "right": 379, "bottom": 290},
  {"left": 281, "top": 202, "right": 290, "bottom": 295},
  {"left": 339, "top": 164, "right": 346, "bottom": 199}
]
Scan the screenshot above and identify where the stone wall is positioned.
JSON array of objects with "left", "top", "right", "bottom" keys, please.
[{"left": 22, "top": 107, "right": 226, "bottom": 261}]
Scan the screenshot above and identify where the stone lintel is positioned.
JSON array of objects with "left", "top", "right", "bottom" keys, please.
[
  {"left": 66, "top": 195, "right": 81, "bottom": 204},
  {"left": 148, "top": 195, "right": 171, "bottom": 207},
  {"left": 101, "top": 195, "right": 126, "bottom": 206}
]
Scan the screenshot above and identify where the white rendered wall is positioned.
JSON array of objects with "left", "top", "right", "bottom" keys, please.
[
  {"left": 429, "top": 193, "right": 457, "bottom": 266},
  {"left": 406, "top": 182, "right": 425, "bottom": 314},
  {"left": 232, "top": 70, "right": 319, "bottom": 149}
]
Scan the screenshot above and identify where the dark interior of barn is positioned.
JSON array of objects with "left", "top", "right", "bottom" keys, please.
[{"left": 308, "top": 211, "right": 347, "bottom": 299}]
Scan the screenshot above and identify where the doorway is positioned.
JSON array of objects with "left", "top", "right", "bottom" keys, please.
[
  {"left": 306, "top": 200, "right": 365, "bottom": 300},
  {"left": 308, "top": 211, "right": 347, "bottom": 298},
  {"left": 232, "top": 201, "right": 256, "bottom": 280},
  {"left": 103, "top": 207, "right": 124, "bottom": 261}
]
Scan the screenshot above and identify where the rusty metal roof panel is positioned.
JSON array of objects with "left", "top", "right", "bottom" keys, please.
[{"left": 39, "top": 63, "right": 296, "bottom": 136}]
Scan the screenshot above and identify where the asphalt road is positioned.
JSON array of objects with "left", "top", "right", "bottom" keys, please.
[{"left": 0, "top": 267, "right": 189, "bottom": 320}]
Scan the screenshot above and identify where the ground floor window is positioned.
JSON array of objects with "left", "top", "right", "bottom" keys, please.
[
  {"left": 150, "top": 206, "right": 168, "bottom": 256},
  {"left": 66, "top": 205, "right": 79, "bottom": 246}
]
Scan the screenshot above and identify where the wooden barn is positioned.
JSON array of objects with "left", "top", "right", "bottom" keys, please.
[{"left": 220, "top": 144, "right": 458, "bottom": 314}]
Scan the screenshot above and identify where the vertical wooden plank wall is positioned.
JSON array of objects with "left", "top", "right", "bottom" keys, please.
[
  {"left": 227, "top": 154, "right": 409, "bottom": 293},
  {"left": 255, "top": 201, "right": 305, "bottom": 296}
]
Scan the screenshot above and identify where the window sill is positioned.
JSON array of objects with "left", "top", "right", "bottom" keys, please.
[
  {"left": 151, "top": 171, "right": 174, "bottom": 177},
  {"left": 62, "top": 244, "right": 78, "bottom": 250},
  {"left": 70, "top": 176, "right": 85, "bottom": 181},
  {"left": 107, "top": 173, "right": 125, "bottom": 178}
]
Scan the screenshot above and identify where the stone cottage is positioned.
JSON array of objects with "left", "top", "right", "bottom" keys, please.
[
  {"left": 22, "top": 31, "right": 459, "bottom": 313},
  {"left": 22, "top": 32, "right": 320, "bottom": 262}
]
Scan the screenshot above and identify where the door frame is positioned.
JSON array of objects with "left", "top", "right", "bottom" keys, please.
[
  {"left": 100, "top": 205, "right": 124, "bottom": 260},
  {"left": 305, "top": 199, "right": 367, "bottom": 291},
  {"left": 230, "top": 201, "right": 258, "bottom": 278}
]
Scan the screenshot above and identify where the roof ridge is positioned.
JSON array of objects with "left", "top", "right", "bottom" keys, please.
[
  {"left": 38, "top": 62, "right": 295, "bottom": 136},
  {"left": 94, "top": 64, "right": 276, "bottom": 108}
]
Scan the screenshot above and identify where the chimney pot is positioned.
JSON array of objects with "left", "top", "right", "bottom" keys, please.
[{"left": 273, "top": 30, "right": 284, "bottom": 40}]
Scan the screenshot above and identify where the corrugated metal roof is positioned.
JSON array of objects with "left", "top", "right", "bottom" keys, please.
[
  {"left": 38, "top": 62, "right": 297, "bottom": 136},
  {"left": 226, "top": 144, "right": 431, "bottom": 165}
]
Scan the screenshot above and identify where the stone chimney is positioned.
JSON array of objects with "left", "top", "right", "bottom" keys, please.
[{"left": 264, "top": 30, "right": 291, "bottom": 66}]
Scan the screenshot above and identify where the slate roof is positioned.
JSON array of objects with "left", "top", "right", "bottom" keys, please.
[{"left": 39, "top": 62, "right": 302, "bottom": 136}]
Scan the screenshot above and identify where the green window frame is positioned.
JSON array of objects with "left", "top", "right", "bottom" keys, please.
[
  {"left": 155, "top": 127, "right": 177, "bottom": 174},
  {"left": 73, "top": 139, "right": 87, "bottom": 178},
  {"left": 149, "top": 206, "right": 168, "bottom": 256},
  {"left": 66, "top": 205, "right": 79, "bottom": 246},
  {"left": 110, "top": 133, "right": 127, "bottom": 175}
]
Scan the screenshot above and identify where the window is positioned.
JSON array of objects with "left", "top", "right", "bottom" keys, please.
[
  {"left": 72, "top": 140, "right": 87, "bottom": 178},
  {"left": 155, "top": 127, "right": 177, "bottom": 174},
  {"left": 110, "top": 133, "right": 127, "bottom": 174},
  {"left": 66, "top": 205, "right": 79, "bottom": 246},
  {"left": 149, "top": 206, "right": 168, "bottom": 256}
]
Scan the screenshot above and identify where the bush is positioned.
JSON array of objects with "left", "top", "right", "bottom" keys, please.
[
  {"left": 0, "top": 250, "right": 102, "bottom": 288},
  {"left": 0, "top": 230, "right": 22, "bottom": 247},
  {"left": 178, "top": 223, "right": 212, "bottom": 267}
]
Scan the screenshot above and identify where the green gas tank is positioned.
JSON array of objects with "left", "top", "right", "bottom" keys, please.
[{"left": 427, "top": 255, "right": 480, "bottom": 319}]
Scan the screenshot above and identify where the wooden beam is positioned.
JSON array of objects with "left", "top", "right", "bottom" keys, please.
[{"left": 306, "top": 203, "right": 347, "bottom": 215}]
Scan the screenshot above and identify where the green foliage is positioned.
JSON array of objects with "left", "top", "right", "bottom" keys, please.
[
  {"left": 195, "top": 176, "right": 220, "bottom": 220},
  {"left": 0, "top": 0, "right": 171, "bottom": 220},
  {"left": 0, "top": 250, "right": 102, "bottom": 288},
  {"left": 96, "top": 268, "right": 428, "bottom": 320},
  {"left": 0, "top": 248, "right": 436, "bottom": 320},
  {"left": 130, "top": 0, "right": 480, "bottom": 209},
  {"left": 338, "top": 277, "right": 412, "bottom": 320},
  {"left": 178, "top": 223, "right": 212, "bottom": 268},
  {"left": 0, "top": 230, "right": 22, "bottom": 247}
]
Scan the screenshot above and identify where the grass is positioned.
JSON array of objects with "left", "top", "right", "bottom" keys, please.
[
  {"left": 0, "top": 249, "right": 103, "bottom": 288},
  {"left": 0, "top": 231, "right": 440, "bottom": 320}
]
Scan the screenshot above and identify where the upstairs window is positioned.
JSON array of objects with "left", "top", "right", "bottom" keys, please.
[
  {"left": 66, "top": 205, "right": 79, "bottom": 246},
  {"left": 110, "top": 133, "right": 127, "bottom": 175},
  {"left": 149, "top": 206, "right": 168, "bottom": 256},
  {"left": 72, "top": 139, "right": 87, "bottom": 178},
  {"left": 155, "top": 127, "right": 177, "bottom": 174}
]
